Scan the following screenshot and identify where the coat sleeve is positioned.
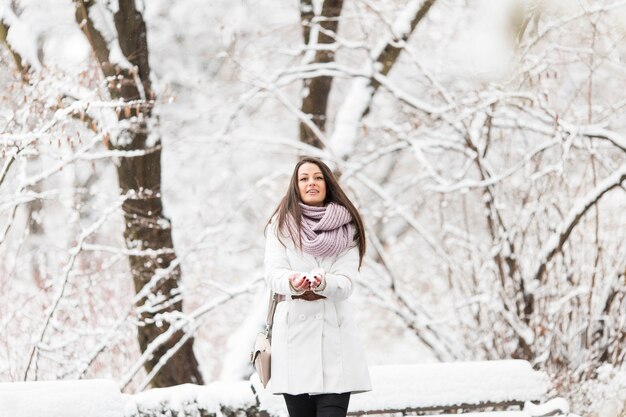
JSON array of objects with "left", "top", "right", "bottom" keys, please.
[
  {"left": 314, "top": 244, "right": 359, "bottom": 301},
  {"left": 264, "top": 221, "right": 298, "bottom": 296}
]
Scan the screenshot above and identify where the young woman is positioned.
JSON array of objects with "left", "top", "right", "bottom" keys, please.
[{"left": 264, "top": 157, "right": 372, "bottom": 417}]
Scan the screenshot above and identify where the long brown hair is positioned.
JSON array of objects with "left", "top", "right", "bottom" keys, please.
[{"left": 265, "top": 157, "right": 366, "bottom": 268}]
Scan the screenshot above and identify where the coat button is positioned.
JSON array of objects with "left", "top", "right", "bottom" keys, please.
[
  {"left": 299, "top": 314, "right": 306, "bottom": 321},
  {"left": 315, "top": 314, "right": 322, "bottom": 320}
]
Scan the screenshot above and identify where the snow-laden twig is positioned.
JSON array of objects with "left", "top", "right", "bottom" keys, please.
[
  {"left": 573, "top": 125, "right": 626, "bottom": 154},
  {"left": 214, "top": 63, "right": 371, "bottom": 143},
  {"left": 370, "top": 232, "right": 464, "bottom": 354},
  {"left": 355, "top": 0, "right": 397, "bottom": 37},
  {"left": 130, "top": 224, "right": 226, "bottom": 304},
  {"left": 135, "top": 321, "right": 194, "bottom": 392},
  {"left": 120, "top": 279, "right": 263, "bottom": 390},
  {"left": 22, "top": 141, "right": 104, "bottom": 189},
  {"left": 0, "top": 147, "right": 18, "bottom": 188},
  {"left": 136, "top": 294, "right": 184, "bottom": 317},
  {"left": 0, "top": 188, "right": 70, "bottom": 212},
  {"left": 520, "top": 0, "right": 626, "bottom": 55},
  {"left": 329, "top": 0, "right": 438, "bottom": 158},
  {"left": 23, "top": 195, "right": 126, "bottom": 380},
  {"left": 496, "top": 297, "right": 535, "bottom": 346},
  {"left": 265, "top": 84, "right": 334, "bottom": 154},
  {"left": 492, "top": 107, "right": 626, "bottom": 158},
  {"left": 232, "top": 134, "right": 331, "bottom": 159},
  {"left": 0, "top": 100, "right": 105, "bottom": 146},
  {"left": 364, "top": 222, "right": 400, "bottom": 292},
  {"left": 81, "top": 243, "right": 175, "bottom": 257},
  {"left": 352, "top": 172, "right": 458, "bottom": 269},
  {"left": 277, "top": 42, "right": 340, "bottom": 57},
  {"left": 410, "top": 139, "right": 456, "bottom": 186},
  {"left": 276, "top": 26, "right": 369, "bottom": 56},
  {"left": 0, "top": 135, "right": 103, "bottom": 245},
  {"left": 301, "top": 0, "right": 322, "bottom": 65},
  {"left": 215, "top": 85, "right": 263, "bottom": 140},
  {"left": 371, "top": 71, "right": 446, "bottom": 115},
  {"left": 359, "top": 275, "right": 458, "bottom": 361},
  {"left": 402, "top": 45, "right": 456, "bottom": 105},
  {"left": 131, "top": 66, "right": 147, "bottom": 101},
  {"left": 361, "top": 215, "right": 459, "bottom": 348},
  {"left": 547, "top": 287, "right": 591, "bottom": 316},
  {"left": 533, "top": 163, "right": 626, "bottom": 283},
  {"left": 58, "top": 311, "right": 132, "bottom": 379},
  {"left": 425, "top": 138, "right": 561, "bottom": 193},
  {"left": 341, "top": 141, "right": 410, "bottom": 180},
  {"left": 117, "top": 319, "right": 188, "bottom": 389},
  {"left": 277, "top": 63, "right": 371, "bottom": 84},
  {"left": 593, "top": 244, "right": 626, "bottom": 319},
  {"left": 129, "top": 168, "right": 299, "bottom": 311}
]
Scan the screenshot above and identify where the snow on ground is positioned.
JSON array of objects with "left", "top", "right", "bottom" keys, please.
[
  {"left": 0, "top": 360, "right": 577, "bottom": 416},
  {"left": 125, "top": 380, "right": 256, "bottom": 417},
  {"left": 0, "top": 379, "right": 123, "bottom": 417},
  {"left": 253, "top": 360, "right": 556, "bottom": 416},
  {"left": 351, "top": 361, "right": 550, "bottom": 411}
]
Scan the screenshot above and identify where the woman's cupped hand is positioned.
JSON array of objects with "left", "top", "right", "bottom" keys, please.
[{"left": 288, "top": 269, "right": 325, "bottom": 291}]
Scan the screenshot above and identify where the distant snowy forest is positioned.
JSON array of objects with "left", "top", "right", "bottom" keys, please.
[{"left": 1, "top": 0, "right": 625, "bottom": 416}]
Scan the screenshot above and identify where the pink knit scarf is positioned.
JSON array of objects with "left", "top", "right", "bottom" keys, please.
[{"left": 289, "top": 202, "right": 354, "bottom": 258}]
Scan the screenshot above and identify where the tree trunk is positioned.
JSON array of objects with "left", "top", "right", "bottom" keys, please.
[
  {"left": 75, "top": 0, "right": 203, "bottom": 387},
  {"left": 299, "top": 0, "right": 344, "bottom": 148}
]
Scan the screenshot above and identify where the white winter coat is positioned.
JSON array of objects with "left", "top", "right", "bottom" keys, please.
[{"left": 264, "top": 221, "right": 372, "bottom": 395}]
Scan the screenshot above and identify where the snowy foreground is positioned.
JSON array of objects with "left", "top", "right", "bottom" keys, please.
[{"left": 0, "top": 361, "right": 575, "bottom": 417}]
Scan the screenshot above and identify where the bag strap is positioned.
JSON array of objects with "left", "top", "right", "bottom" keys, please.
[{"left": 265, "top": 292, "right": 280, "bottom": 336}]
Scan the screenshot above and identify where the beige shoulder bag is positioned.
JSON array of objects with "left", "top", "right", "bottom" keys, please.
[{"left": 250, "top": 292, "right": 279, "bottom": 388}]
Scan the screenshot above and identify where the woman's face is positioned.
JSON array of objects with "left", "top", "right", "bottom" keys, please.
[{"left": 297, "top": 163, "right": 327, "bottom": 206}]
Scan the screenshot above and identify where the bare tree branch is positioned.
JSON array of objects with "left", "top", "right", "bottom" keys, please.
[
  {"left": 330, "top": 0, "right": 438, "bottom": 158},
  {"left": 533, "top": 164, "right": 626, "bottom": 284}
]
